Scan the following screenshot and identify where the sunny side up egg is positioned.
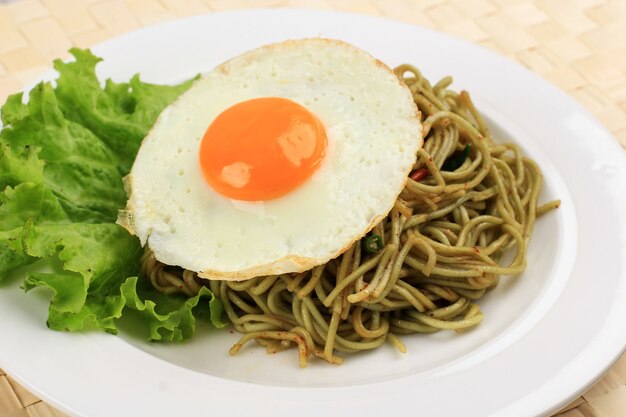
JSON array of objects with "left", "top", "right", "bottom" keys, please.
[{"left": 118, "top": 38, "right": 423, "bottom": 281}]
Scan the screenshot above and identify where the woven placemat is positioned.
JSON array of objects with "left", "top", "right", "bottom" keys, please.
[{"left": 0, "top": 1, "right": 625, "bottom": 416}]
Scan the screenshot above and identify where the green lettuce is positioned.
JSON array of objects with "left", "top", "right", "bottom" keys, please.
[{"left": 0, "top": 48, "right": 225, "bottom": 341}]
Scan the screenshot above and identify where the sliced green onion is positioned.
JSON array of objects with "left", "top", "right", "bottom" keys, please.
[{"left": 364, "top": 234, "right": 383, "bottom": 253}]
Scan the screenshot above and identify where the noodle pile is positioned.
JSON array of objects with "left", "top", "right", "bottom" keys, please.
[{"left": 141, "top": 65, "right": 559, "bottom": 367}]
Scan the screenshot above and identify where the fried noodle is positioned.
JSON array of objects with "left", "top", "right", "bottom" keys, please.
[{"left": 141, "top": 64, "right": 559, "bottom": 367}]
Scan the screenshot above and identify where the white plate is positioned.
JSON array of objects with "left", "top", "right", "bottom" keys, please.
[{"left": 1, "top": 9, "right": 626, "bottom": 417}]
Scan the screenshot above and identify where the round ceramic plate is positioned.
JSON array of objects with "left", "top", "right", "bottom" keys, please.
[{"left": 1, "top": 9, "right": 625, "bottom": 417}]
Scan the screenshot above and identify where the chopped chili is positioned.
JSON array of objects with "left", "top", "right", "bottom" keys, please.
[{"left": 409, "top": 168, "right": 429, "bottom": 182}]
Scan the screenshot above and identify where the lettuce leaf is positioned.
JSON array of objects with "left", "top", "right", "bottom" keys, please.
[
  {"left": 0, "top": 48, "right": 225, "bottom": 341},
  {"left": 53, "top": 49, "right": 196, "bottom": 171},
  {"left": 121, "top": 277, "right": 224, "bottom": 342},
  {"left": 2, "top": 83, "right": 125, "bottom": 222}
]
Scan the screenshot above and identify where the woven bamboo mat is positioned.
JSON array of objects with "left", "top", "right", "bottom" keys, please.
[{"left": 0, "top": 0, "right": 625, "bottom": 416}]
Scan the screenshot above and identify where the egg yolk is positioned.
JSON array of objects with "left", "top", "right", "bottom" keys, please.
[{"left": 199, "top": 97, "right": 327, "bottom": 201}]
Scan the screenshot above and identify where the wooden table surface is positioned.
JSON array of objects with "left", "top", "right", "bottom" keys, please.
[{"left": 0, "top": 1, "right": 625, "bottom": 416}]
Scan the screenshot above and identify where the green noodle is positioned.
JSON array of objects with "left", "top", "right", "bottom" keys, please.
[{"left": 141, "top": 64, "right": 559, "bottom": 367}]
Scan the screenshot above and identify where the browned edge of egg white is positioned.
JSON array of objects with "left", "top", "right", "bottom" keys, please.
[{"left": 116, "top": 37, "right": 423, "bottom": 282}]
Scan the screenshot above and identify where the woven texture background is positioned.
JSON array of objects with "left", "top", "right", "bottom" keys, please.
[{"left": 0, "top": 0, "right": 625, "bottom": 416}]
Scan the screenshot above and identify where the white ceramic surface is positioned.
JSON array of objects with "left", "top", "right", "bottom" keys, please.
[{"left": 1, "top": 9, "right": 625, "bottom": 417}]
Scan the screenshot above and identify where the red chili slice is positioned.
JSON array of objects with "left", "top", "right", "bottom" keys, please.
[{"left": 409, "top": 168, "right": 428, "bottom": 182}]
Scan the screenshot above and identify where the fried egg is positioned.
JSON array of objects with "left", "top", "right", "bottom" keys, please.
[{"left": 118, "top": 38, "right": 422, "bottom": 281}]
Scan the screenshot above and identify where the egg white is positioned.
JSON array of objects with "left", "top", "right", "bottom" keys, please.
[{"left": 119, "top": 38, "right": 422, "bottom": 280}]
